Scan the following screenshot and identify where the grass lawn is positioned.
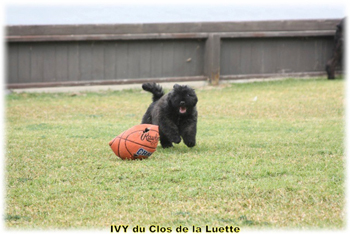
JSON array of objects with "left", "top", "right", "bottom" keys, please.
[{"left": 5, "top": 78, "right": 345, "bottom": 230}]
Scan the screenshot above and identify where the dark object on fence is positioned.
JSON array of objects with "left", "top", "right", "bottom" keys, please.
[{"left": 326, "top": 18, "right": 345, "bottom": 79}]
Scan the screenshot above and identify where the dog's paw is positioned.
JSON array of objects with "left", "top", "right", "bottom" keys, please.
[
  {"left": 172, "top": 135, "right": 181, "bottom": 144},
  {"left": 184, "top": 140, "right": 196, "bottom": 148},
  {"left": 161, "top": 142, "right": 173, "bottom": 148}
]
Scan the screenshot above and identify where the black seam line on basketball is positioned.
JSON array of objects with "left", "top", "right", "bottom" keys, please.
[
  {"left": 120, "top": 129, "right": 159, "bottom": 148},
  {"left": 109, "top": 137, "right": 116, "bottom": 146},
  {"left": 116, "top": 136, "right": 157, "bottom": 150},
  {"left": 118, "top": 130, "right": 127, "bottom": 158},
  {"left": 115, "top": 129, "right": 158, "bottom": 141},
  {"left": 125, "top": 137, "right": 134, "bottom": 158},
  {"left": 126, "top": 132, "right": 158, "bottom": 149},
  {"left": 124, "top": 129, "right": 158, "bottom": 137}
]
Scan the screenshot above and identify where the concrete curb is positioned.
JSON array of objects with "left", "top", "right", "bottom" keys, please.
[{"left": 7, "top": 76, "right": 326, "bottom": 94}]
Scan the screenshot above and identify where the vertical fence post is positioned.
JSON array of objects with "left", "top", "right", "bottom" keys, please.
[{"left": 204, "top": 34, "right": 221, "bottom": 85}]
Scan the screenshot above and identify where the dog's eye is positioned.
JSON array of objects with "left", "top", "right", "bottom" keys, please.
[{"left": 187, "top": 94, "right": 193, "bottom": 97}]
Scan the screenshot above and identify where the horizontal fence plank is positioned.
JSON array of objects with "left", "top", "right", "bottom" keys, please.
[
  {"left": 6, "top": 76, "right": 208, "bottom": 89},
  {"left": 6, "top": 33, "right": 210, "bottom": 42},
  {"left": 221, "top": 72, "right": 328, "bottom": 80},
  {"left": 6, "top": 30, "right": 335, "bottom": 42},
  {"left": 6, "top": 19, "right": 340, "bottom": 37}
]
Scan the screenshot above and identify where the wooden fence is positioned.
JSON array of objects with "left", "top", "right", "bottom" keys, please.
[{"left": 6, "top": 19, "right": 341, "bottom": 89}]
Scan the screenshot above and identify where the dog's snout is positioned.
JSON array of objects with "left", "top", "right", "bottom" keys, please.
[{"left": 180, "top": 101, "right": 185, "bottom": 106}]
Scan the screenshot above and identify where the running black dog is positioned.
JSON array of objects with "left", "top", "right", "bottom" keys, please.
[{"left": 141, "top": 83, "right": 198, "bottom": 148}]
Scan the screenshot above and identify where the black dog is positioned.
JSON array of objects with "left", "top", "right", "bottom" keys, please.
[{"left": 141, "top": 83, "right": 198, "bottom": 148}]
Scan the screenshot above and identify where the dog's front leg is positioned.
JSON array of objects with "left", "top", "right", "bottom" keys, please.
[
  {"left": 179, "top": 118, "right": 197, "bottom": 148},
  {"left": 159, "top": 117, "right": 181, "bottom": 148}
]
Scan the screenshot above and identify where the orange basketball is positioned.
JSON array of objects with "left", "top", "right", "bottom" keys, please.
[{"left": 109, "top": 124, "right": 159, "bottom": 160}]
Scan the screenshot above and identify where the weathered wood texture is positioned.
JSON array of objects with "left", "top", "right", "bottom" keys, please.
[
  {"left": 7, "top": 40, "right": 204, "bottom": 86},
  {"left": 221, "top": 37, "right": 333, "bottom": 76},
  {"left": 6, "top": 19, "right": 341, "bottom": 88}
]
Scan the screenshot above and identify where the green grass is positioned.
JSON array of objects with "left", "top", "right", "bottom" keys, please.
[{"left": 5, "top": 78, "right": 345, "bottom": 230}]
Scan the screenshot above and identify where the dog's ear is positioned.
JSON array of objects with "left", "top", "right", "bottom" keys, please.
[
  {"left": 193, "top": 95, "right": 198, "bottom": 107},
  {"left": 173, "top": 84, "right": 181, "bottom": 90},
  {"left": 189, "top": 88, "right": 198, "bottom": 106},
  {"left": 166, "top": 91, "right": 173, "bottom": 107}
]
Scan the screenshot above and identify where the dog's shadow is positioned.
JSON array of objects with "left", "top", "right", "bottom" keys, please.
[{"left": 156, "top": 144, "right": 199, "bottom": 156}]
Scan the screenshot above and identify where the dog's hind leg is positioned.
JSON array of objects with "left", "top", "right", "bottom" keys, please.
[{"left": 141, "top": 113, "right": 152, "bottom": 124}]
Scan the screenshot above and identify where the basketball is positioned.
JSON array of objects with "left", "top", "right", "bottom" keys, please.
[{"left": 109, "top": 124, "right": 159, "bottom": 160}]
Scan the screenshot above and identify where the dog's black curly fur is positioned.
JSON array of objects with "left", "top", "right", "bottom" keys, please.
[{"left": 141, "top": 83, "right": 198, "bottom": 148}]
